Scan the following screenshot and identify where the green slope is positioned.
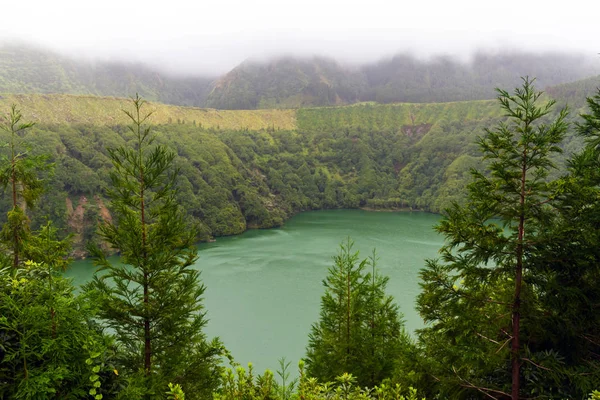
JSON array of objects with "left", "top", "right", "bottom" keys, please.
[
  {"left": 3, "top": 45, "right": 598, "bottom": 111},
  {"left": 0, "top": 44, "right": 214, "bottom": 106},
  {"left": 0, "top": 78, "right": 593, "bottom": 255},
  {"left": 207, "top": 52, "right": 599, "bottom": 109},
  {"left": 205, "top": 57, "right": 365, "bottom": 109},
  {"left": 546, "top": 74, "right": 600, "bottom": 109},
  {"left": 0, "top": 93, "right": 296, "bottom": 130}
]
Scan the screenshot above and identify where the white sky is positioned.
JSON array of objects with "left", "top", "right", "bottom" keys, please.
[{"left": 1, "top": 0, "right": 598, "bottom": 75}]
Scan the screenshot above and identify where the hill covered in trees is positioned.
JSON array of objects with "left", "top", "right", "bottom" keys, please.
[
  {"left": 0, "top": 44, "right": 215, "bottom": 106},
  {"left": 2, "top": 44, "right": 598, "bottom": 109},
  {"left": 1, "top": 76, "right": 596, "bottom": 256},
  {"left": 206, "top": 52, "right": 599, "bottom": 108},
  {"left": 3, "top": 77, "right": 600, "bottom": 399}
]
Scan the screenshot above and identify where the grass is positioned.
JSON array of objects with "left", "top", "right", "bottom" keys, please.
[
  {"left": 0, "top": 93, "right": 508, "bottom": 134},
  {"left": 0, "top": 93, "right": 297, "bottom": 130}
]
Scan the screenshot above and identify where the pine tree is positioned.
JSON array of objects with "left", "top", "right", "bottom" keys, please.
[
  {"left": 517, "top": 89, "right": 600, "bottom": 396},
  {"left": 305, "top": 238, "right": 405, "bottom": 387},
  {"left": 86, "top": 95, "right": 223, "bottom": 398},
  {"left": 416, "top": 78, "right": 568, "bottom": 398},
  {"left": 362, "top": 250, "right": 404, "bottom": 386},
  {"left": 0, "top": 105, "right": 51, "bottom": 269}
]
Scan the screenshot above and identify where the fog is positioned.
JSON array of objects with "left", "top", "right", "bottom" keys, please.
[{"left": 1, "top": 0, "right": 598, "bottom": 76}]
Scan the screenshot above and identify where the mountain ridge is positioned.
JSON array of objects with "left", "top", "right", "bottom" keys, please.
[{"left": 2, "top": 43, "right": 599, "bottom": 109}]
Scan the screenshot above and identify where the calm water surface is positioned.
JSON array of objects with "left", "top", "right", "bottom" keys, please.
[{"left": 66, "top": 210, "right": 442, "bottom": 374}]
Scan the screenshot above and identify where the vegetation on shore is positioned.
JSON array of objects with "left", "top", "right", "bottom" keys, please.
[
  {"left": 3, "top": 71, "right": 600, "bottom": 398},
  {"left": 0, "top": 77, "right": 594, "bottom": 256}
]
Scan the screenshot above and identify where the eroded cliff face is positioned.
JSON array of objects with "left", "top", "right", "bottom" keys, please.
[
  {"left": 65, "top": 195, "right": 113, "bottom": 258},
  {"left": 94, "top": 195, "right": 112, "bottom": 225}
]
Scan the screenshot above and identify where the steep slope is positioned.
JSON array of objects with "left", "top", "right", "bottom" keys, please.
[
  {"left": 0, "top": 44, "right": 214, "bottom": 106},
  {"left": 545, "top": 74, "right": 600, "bottom": 109},
  {"left": 0, "top": 79, "right": 592, "bottom": 256},
  {"left": 0, "top": 96, "right": 509, "bottom": 256},
  {"left": 2, "top": 45, "right": 598, "bottom": 110},
  {"left": 208, "top": 52, "right": 599, "bottom": 109},
  {"left": 362, "top": 52, "right": 599, "bottom": 103},
  {"left": 205, "top": 57, "right": 365, "bottom": 109}
]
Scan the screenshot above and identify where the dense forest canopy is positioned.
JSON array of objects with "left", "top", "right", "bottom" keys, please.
[{"left": 0, "top": 74, "right": 598, "bottom": 256}]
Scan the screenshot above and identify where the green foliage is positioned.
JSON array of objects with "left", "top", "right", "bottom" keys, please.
[
  {"left": 0, "top": 262, "right": 110, "bottom": 399},
  {"left": 215, "top": 363, "right": 277, "bottom": 400},
  {"left": 0, "top": 75, "right": 589, "bottom": 260},
  {"left": 85, "top": 95, "right": 223, "bottom": 399},
  {"left": 513, "top": 89, "right": 600, "bottom": 396},
  {"left": 215, "top": 361, "right": 424, "bottom": 400},
  {"left": 306, "top": 239, "right": 407, "bottom": 387},
  {"left": 275, "top": 358, "right": 296, "bottom": 400},
  {"left": 207, "top": 52, "right": 599, "bottom": 109},
  {"left": 166, "top": 383, "right": 186, "bottom": 400},
  {"left": 0, "top": 104, "right": 52, "bottom": 268},
  {"left": 415, "top": 78, "right": 579, "bottom": 398},
  {"left": 0, "top": 44, "right": 213, "bottom": 107}
]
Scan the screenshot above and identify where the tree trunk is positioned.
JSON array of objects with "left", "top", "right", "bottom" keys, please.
[
  {"left": 144, "top": 273, "right": 151, "bottom": 375},
  {"left": 139, "top": 104, "right": 151, "bottom": 376},
  {"left": 511, "top": 152, "right": 527, "bottom": 399},
  {"left": 11, "top": 151, "right": 18, "bottom": 269},
  {"left": 346, "top": 266, "right": 351, "bottom": 360}
]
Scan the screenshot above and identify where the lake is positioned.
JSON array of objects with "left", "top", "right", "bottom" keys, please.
[{"left": 66, "top": 209, "right": 443, "bottom": 374}]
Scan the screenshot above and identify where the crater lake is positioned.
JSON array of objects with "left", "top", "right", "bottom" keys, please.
[{"left": 66, "top": 209, "right": 443, "bottom": 374}]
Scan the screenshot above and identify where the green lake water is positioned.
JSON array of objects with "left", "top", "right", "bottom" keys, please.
[{"left": 65, "top": 209, "right": 442, "bottom": 374}]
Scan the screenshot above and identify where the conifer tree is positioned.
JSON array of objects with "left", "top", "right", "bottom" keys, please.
[
  {"left": 86, "top": 95, "right": 223, "bottom": 398},
  {"left": 516, "top": 89, "right": 600, "bottom": 397},
  {"left": 305, "top": 238, "right": 405, "bottom": 387},
  {"left": 0, "top": 105, "right": 51, "bottom": 269},
  {"left": 417, "top": 78, "right": 568, "bottom": 399}
]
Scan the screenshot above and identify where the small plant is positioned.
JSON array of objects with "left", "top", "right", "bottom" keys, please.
[
  {"left": 276, "top": 357, "right": 297, "bottom": 400},
  {"left": 167, "top": 383, "right": 186, "bottom": 400},
  {"left": 85, "top": 341, "right": 103, "bottom": 400}
]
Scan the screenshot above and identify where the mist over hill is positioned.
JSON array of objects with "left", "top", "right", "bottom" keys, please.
[
  {"left": 206, "top": 52, "right": 600, "bottom": 109},
  {"left": 1, "top": 43, "right": 599, "bottom": 109},
  {"left": 0, "top": 44, "right": 215, "bottom": 106}
]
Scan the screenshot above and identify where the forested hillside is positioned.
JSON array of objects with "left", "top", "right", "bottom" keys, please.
[
  {"left": 1, "top": 77, "right": 595, "bottom": 256},
  {"left": 2, "top": 44, "right": 598, "bottom": 110},
  {"left": 207, "top": 52, "right": 600, "bottom": 108},
  {"left": 205, "top": 57, "right": 365, "bottom": 109},
  {"left": 3, "top": 77, "right": 600, "bottom": 399},
  {"left": 0, "top": 44, "right": 214, "bottom": 106}
]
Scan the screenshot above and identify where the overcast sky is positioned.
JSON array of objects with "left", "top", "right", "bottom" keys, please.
[{"left": 1, "top": 0, "right": 598, "bottom": 75}]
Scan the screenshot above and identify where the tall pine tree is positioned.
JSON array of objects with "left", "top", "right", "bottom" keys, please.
[
  {"left": 416, "top": 78, "right": 568, "bottom": 399},
  {"left": 86, "top": 95, "right": 223, "bottom": 399}
]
